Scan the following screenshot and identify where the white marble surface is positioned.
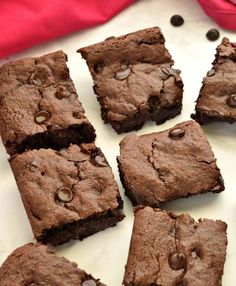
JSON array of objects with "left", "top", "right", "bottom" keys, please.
[{"left": 0, "top": 0, "right": 236, "bottom": 285}]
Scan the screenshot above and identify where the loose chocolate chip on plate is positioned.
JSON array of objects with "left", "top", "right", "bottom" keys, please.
[
  {"left": 170, "top": 15, "right": 184, "bottom": 27},
  {"left": 35, "top": 111, "right": 51, "bottom": 124},
  {"left": 226, "top": 94, "right": 236, "bottom": 108},
  {"left": 169, "top": 252, "right": 187, "bottom": 270},
  {"left": 206, "top": 29, "right": 220, "bottom": 41},
  {"left": 169, "top": 128, "right": 185, "bottom": 140},
  {"left": 115, "top": 67, "right": 131, "bottom": 80},
  {"left": 57, "top": 187, "right": 74, "bottom": 203},
  {"left": 82, "top": 280, "right": 96, "bottom": 286}
]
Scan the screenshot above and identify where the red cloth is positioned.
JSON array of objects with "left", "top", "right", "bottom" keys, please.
[
  {"left": 0, "top": 0, "right": 134, "bottom": 59},
  {"left": 197, "top": 0, "right": 236, "bottom": 30}
]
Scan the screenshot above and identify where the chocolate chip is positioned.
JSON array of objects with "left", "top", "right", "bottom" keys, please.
[
  {"left": 169, "top": 252, "right": 187, "bottom": 270},
  {"left": 94, "top": 155, "right": 108, "bottom": 167},
  {"left": 170, "top": 15, "right": 184, "bottom": 27},
  {"left": 162, "top": 67, "right": 172, "bottom": 76},
  {"left": 206, "top": 29, "right": 220, "bottom": 41},
  {"left": 72, "top": 111, "right": 82, "bottom": 119},
  {"left": 115, "top": 68, "right": 131, "bottom": 80},
  {"left": 94, "top": 61, "right": 105, "bottom": 73},
  {"left": 35, "top": 111, "right": 51, "bottom": 124},
  {"left": 57, "top": 187, "right": 73, "bottom": 203},
  {"left": 207, "top": 69, "right": 215, "bottom": 77},
  {"left": 169, "top": 128, "right": 185, "bottom": 140},
  {"left": 82, "top": 280, "right": 96, "bottom": 286},
  {"left": 105, "top": 36, "right": 115, "bottom": 41},
  {"left": 226, "top": 94, "right": 236, "bottom": 108},
  {"left": 55, "top": 86, "right": 71, "bottom": 99},
  {"left": 29, "top": 73, "right": 42, "bottom": 86},
  {"left": 212, "top": 184, "right": 222, "bottom": 192}
]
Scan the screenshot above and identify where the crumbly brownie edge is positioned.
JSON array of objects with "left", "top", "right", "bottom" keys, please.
[
  {"left": 191, "top": 109, "right": 236, "bottom": 125},
  {"left": 7, "top": 122, "right": 96, "bottom": 155},
  {"left": 102, "top": 97, "right": 182, "bottom": 134},
  {"left": 39, "top": 196, "right": 124, "bottom": 245}
]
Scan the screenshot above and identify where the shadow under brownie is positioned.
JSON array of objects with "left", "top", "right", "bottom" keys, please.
[
  {"left": 118, "top": 120, "right": 224, "bottom": 207},
  {"left": 123, "top": 207, "right": 227, "bottom": 286},
  {"left": 0, "top": 243, "right": 105, "bottom": 285},
  {"left": 79, "top": 27, "right": 183, "bottom": 133},
  {"left": 0, "top": 51, "right": 95, "bottom": 156},
  {"left": 192, "top": 37, "right": 236, "bottom": 125},
  {"left": 9, "top": 143, "right": 124, "bottom": 245}
]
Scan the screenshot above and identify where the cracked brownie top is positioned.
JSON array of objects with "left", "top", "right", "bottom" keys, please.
[
  {"left": 0, "top": 51, "right": 95, "bottom": 155},
  {"left": 79, "top": 27, "right": 183, "bottom": 133},
  {"left": 123, "top": 207, "right": 227, "bottom": 286},
  {"left": 118, "top": 120, "right": 224, "bottom": 206},
  {"left": 9, "top": 143, "right": 122, "bottom": 240},
  {"left": 0, "top": 243, "right": 105, "bottom": 286},
  {"left": 192, "top": 37, "right": 236, "bottom": 124}
]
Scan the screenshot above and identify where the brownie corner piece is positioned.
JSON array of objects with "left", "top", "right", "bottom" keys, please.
[
  {"left": 9, "top": 143, "right": 124, "bottom": 245},
  {"left": 118, "top": 120, "right": 224, "bottom": 207},
  {"left": 0, "top": 243, "right": 106, "bottom": 285},
  {"left": 79, "top": 27, "right": 183, "bottom": 133},
  {"left": 0, "top": 50, "right": 95, "bottom": 155},
  {"left": 192, "top": 37, "right": 236, "bottom": 125},
  {"left": 123, "top": 207, "right": 227, "bottom": 286}
]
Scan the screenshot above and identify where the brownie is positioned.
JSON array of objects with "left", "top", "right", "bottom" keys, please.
[
  {"left": 192, "top": 37, "right": 236, "bottom": 124},
  {"left": 118, "top": 120, "right": 224, "bottom": 207},
  {"left": 0, "top": 243, "right": 105, "bottom": 285},
  {"left": 123, "top": 207, "right": 227, "bottom": 286},
  {"left": 79, "top": 27, "right": 183, "bottom": 133},
  {"left": 9, "top": 143, "right": 124, "bottom": 245},
  {"left": 0, "top": 51, "right": 95, "bottom": 156}
]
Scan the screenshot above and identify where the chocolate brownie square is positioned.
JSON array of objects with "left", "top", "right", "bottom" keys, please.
[
  {"left": 192, "top": 38, "right": 236, "bottom": 124},
  {"left": 123, "top": 207, "right": 227, "bottom": 286},
  {"left": 118, "top": 120, "right": 224, "bottom": 207},
  {"left": 0, "top": 243, "right": 105, "bottom": 285},
  {"left": 0, "top": 51, "right": 95, "bottom": 155},
  {"left": 79, "top": 27, "right": 183, "bottom": 133},
  {"left": 9, "top": 143, "right": 124, "bottom": 245}
]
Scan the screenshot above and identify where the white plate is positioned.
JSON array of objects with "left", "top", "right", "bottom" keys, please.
[{"left": 0, "top": 0, "right": 236, "bottom": 285}]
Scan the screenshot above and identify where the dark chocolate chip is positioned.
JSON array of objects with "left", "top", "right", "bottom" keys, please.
[
  {"left": 207, "top": 69, "right": 216, "bottom": 77},
  {"left": 170, "top": 15, "right": 184, "bottom": 27},
  {"left": 72, "top": 111, "right": 82, "bottom": 119},
  {"left": 169, "top": 252, "right": 187, "bottom": 270},
  {"left": 212, "top": 184, "right": 222, "bottom": 192},
  {"left": 169, "top": 128, "right": 185, "bottom": 140},
  {"left": 115, "top": 67, "right": 131, "bottom": 80},
  {"left": 94, "top": 61, "right": 105, "bottom": 73},
  {"left": 35, "top": 111, "right": 51, "bottom": 124},
  {"left": 105, "top": 36, "right": 115, "bottom": 41},
  {"left": 226, "top": 94, "right": 236, "bottom": 108},
  {"left": 57, "top": 187, "right": 73, "bottom": 203},
  {"left": 82, "top": 280, "right": 97, "bottom": 286},
  {"left": 94, "top": 155, "right": 108, "bottom": 167},
  {"left": 162, "top": 67, "right": 171, "bottom": 76},
  {"left": 29, "top": 73, "right": 43, "bottom": 86},
  {"left": 206, "top": 29, "right": 220, "bottom": 41},
  {"left": 55, "top": 87, "right": 71, "bottom": 99}
]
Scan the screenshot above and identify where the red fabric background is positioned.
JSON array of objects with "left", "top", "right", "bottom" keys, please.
[
  {"left": 197, "top": 0, "right": 236, "bottom": 30},
  {"left": 0, "top": 0, "right": 134, "bottom": 59}
]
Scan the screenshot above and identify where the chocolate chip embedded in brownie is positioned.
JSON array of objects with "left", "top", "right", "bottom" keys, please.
[
  {"left": 9, "top": 143, "right": 124, "bottom": 245},
  {"left": 123, "top": 207, "right": 227, "bottom": 286},
  {"left": 0, "top": 51, "right": 96, "bottom": 155},
  {"left": 0, "top": 243, "right": 106, "bottom": 285},
  {"left": 192, "top": 37, "right": 236, "bottom": 124},
  {"left": 79, "top": 27, "right": 183, "bottom": 133},
  {"left": 118, "top": 120, "right": 224, "bottom": 207}
]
